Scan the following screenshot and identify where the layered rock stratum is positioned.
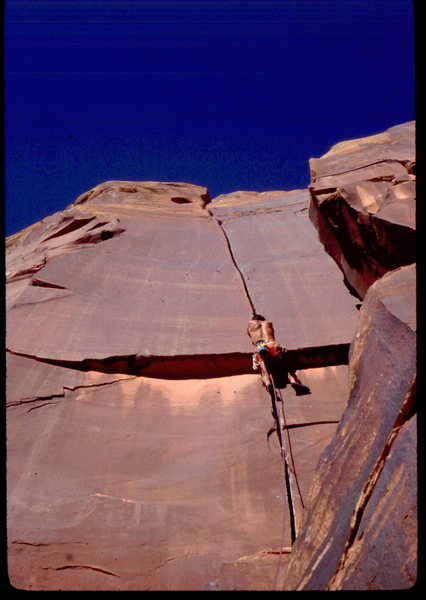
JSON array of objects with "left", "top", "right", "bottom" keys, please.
[{"left": 6, "top": 122, "right": 416, "bottom": 591}]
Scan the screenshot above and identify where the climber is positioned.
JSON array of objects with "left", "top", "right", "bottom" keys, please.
[{"left": 247, "top": 314, "right": 311, "bottom": 395}]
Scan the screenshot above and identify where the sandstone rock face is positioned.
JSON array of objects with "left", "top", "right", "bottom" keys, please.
[
  {"left": 6, "top": 181, "right": 357, "bottom": 591},
  {"left": 279, "top": 123, "right": 417, "bottom": 591},
  {"left": 6, "top": 181, "right": 252, "bottom": 362},
  {"left": 282, "top": 253, "right": 416, "bottom": 591},
  {"left": 309, "top": 121, "right": 415, "bottom": 299},
  {"left": 209, "top": 189, "right": 359, "bottom": 350},
  {"left": 6, "top": 122, "right": 416, "bottom": 591}
]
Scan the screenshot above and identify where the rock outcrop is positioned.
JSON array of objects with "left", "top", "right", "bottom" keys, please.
[
  {"left": 282, "top": 264, "right": 416, "bottom": 590},
  {"left": 280, "top": 122, "right": 417, "bottom": 591},
  {"left": 309, "top": 121, "right": 415, "bottom": 299},
  {"left": 6, "top": 123, "right": 416, "bottom": 591}
]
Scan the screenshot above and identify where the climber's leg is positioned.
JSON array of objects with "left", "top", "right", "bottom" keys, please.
[{"left": 289, "top": 371, "right": 311, "bottom": 396}]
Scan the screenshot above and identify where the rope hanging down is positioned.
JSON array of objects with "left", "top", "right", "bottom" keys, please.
[
  {"left": 275, "top": 384, "right": 305, "bottom": 512},
  {"left": 269, "top": 373, "right": 297, "bottom": 545},
  {"left": 269, "top": 374, "right": 294, "bottom": 590},
  {"left": 246, "top": 314, "right": 311, "bottom": 589}
]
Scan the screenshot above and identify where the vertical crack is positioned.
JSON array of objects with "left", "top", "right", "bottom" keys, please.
[{"left": 209, "top": 211, "right": 257, "bottom": 315}]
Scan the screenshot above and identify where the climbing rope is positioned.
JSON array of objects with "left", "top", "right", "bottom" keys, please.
[
  {"left": 270, "top": 375, "right": 297, "bottom": 541},
  {"left": 269, "top": 374, "right": 296, "bottom": 590},
  {"left": 248, "top": 322, "right": 308, "bottom": 588},
  {"left": 276, "top": 386, "right": 305, "bottom": 510},
  {"left": 269, "top": 372, "right": 307, "bottom": 589}
]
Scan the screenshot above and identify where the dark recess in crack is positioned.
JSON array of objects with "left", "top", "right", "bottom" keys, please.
[
  {"left": 6, "top": 345, "right": 350, "bottom": 380},
  {"left": 32, "top": 278, "right": 68, "bottom": 290},
  {"left": 41, "top": 217, "right": 96, "bottom": 243},
  {"left": 171, "top": 196, "right": 191, "bottom": 204},
  {"left": 284, "top": 420, "right": 340, "bottom": 430},
  {"left": 42, "top": 565, "right": 119, "bottom": 577},
  {"left": 7, "top": 393, "right": 65, "bottom": 408}
]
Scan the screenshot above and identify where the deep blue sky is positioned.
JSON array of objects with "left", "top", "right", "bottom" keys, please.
[{"left": 5, "top": 0, "right": 415, "bottom": 236}]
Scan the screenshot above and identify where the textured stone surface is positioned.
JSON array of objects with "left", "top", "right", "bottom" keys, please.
[
  {"left": 6, "top": 181, "right": 355, "bottom": 591},
  {"left": 309, "top": 121, "right": 415, "bottom": 299},
  {"left": 209, "top": 189, "right": 360, "bottom": 349},
  {"left": 6, "top": 365, "right": 350, "bottom": 591},
  {"left": 282, "top": 264, "right": 416, "bottom": 591},
  {"left": 328, "top": 414, "right": 417, "bottom": 591},
  {"left": 6, "top": 123, "right": 417, "bottom": 591},
  {"left": 216, "top": 548, "right": 292, "bottom": 591},
  {"left": 7, "top": 183, "right": 359, "bottom": 365},
  {"left": 6, "top": 181, "right": 255, "bottom": 362},
  {"left": 7, "top": 372, "right": 280, "bottom": 591}
]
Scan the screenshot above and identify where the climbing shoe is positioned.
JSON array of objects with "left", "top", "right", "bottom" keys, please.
[{"left": 291, "top": 383, "right": 311, "bottom": 396}]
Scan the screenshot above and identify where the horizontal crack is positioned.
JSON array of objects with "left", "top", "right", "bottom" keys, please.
[
  {"left": 62, "top": 378, "right": 137, "bottom": 391},
  {"left": 42, "top": 565, "right": 119, "bottom": 577},
  {"left": 12, "top": 540, "right": 86, "bottom": 547},
  {"left": 6, "top": 377, "right": 136, "bottom": 410},
  {"left": 7, "top": 393, "right": 65, "bottom": 409},
  {"left": 31, "top": 278, "right": 68, "bottom": 290},
  {"left": 285, "top": 420, "right": 340, "bottom": 430},
  {"left": 291, "top": 344, "right": 349, "bottom": 369},
  {"left": 7, "top": 344, "right": 350, "bottom": 380},
  {"left": 41, "top": 217, "right": 97, "bottom": 243},
  {"left": 6, "top": 259, "right": 48, "bottom": 282},
  {"left": 27, "top": 400, "right": 60, "bottom": 413},
  {"left": 12, "top": 541, "right": 51, "bottom": 547}
]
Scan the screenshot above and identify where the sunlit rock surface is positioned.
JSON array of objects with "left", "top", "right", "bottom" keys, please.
[
  {"left": 6, "top": 182, "right": 359, "bottom": 367},
  {"left": 282, "top": 245, "right": 416, "bottom": 590},
  {"left": 309, "top": 121, "right": 415, "bottom": 299},
  {"left": 7, "top": 362, "right": 351, "bottom": 591},
  {"left": 209, "top": 189, "right": 359, "bottom": 349},
  {"left": 6, "top": 181, "right": 253, "bottom": 361},
  {"left": 7, "top": 179, "right": 357, "bottom": 591},
  {"left": 6, "top": 122, "right": 416, "bottom": 591},
  {"left": 280, "top": 122, "right": 417, "bottom": 591}
]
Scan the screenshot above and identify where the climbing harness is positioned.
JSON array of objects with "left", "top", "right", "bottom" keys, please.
[
  {"left": 254, "top": 340, "right": 283, "bottom": 358},
  {"left": 252, "top": 341, "right": 284, "bottom": 372},
  {"left": 265, "top": 341, "right": 282, "bottom": 357},
  {"left": 255, "top": 340, "right": 269, "bottom": 356}
]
